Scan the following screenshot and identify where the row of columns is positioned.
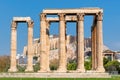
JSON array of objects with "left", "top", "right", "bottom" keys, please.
[
  {"left": 8, "top": 20, "right": 34, "bottom": 72},
  {"left": 91, "top": 12, "right": 105, "bottom": 72},
  {"left": 9, "top": 12, "right": 105, "bottom": 73},
  {"left": 39, "top": 12, "right": 105, "bottom": 72}
]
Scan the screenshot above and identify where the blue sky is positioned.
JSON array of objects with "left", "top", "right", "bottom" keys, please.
[{"left": 0, "top": 0, "right": 120, "bottom": 55}]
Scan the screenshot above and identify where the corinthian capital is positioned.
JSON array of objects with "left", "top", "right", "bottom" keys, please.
[
  {"left": 97, "top": 12, "right": 103, "bottom": 21},
  {"left": 58, "top": 13, "right": 65, "bottom": 21},
  {"left": 12, "top": 21, "right": 17, "bottom": 29},
  {"left": 77, "top": 13, "right": 84, "bottom": 21},
  {"left": 40, "top": 13, "right": 46, "bottom": 21},
  {"left": 28, "top": 21, "right": 34, "bottom": 28}
]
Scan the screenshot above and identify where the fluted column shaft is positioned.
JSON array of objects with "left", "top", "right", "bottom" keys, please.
[
  {"left": 92, "top": 26, "right": 97, "bottom": 70},
  {"left": 46, "top": 21, "right": 50, "bottom": 71},
  {"left": 25, "top": 21, "right": 34, "bottom": 71},
  {"left": 91, "top": 26, "right": 94, "bottom": 70},
  {"left": 58, "top": 13, "right": 66, "bottom": 72},
  {"left": 9, "top": 21, "right": 18, "bottom": 72},
  {"left": 38, "top": 13, "right": 47, "bottom": 72},
  {"left": 77, "top": 13, "right": 85, "bottom": 72},
  {"left": 94, "top": 26, "right": 97, "bottom": 70},
  {"left": 96, "top": 12, "right": 105, "bottom": 72}
]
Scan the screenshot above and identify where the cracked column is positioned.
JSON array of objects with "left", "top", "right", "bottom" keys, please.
[
  {"left": 77, "top": 13, "right": 85, "bottom": 72},
  {"left": 25, "top": 21, "right": 34, "bottom": 72},
  {"left": 8, "top": 21, "right": 18, "bottom": 72},
  {"left": 57, "top": 13, "right": 66, "bottom": 72},
  {"left": 96, "top": 12, "right": 105, "bottom": 72},
  {"left": 46, "top": 21, "right": 50, "bottom": 71},
  {"left": 38, "top": 13, "right": 47, "bottom": 72}
]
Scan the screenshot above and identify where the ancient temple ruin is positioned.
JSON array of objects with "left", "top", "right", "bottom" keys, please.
[{"left": 9, "top": 8, "right": 105, "bottom": 73}]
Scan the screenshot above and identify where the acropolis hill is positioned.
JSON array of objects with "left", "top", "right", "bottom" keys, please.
[{"left": 23, "top": 35, "right": 109, "bottom": 61}]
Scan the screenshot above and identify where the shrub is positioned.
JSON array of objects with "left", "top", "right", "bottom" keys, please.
[
  {"left": 84, "top": 61, "right": 92, "bottom": 70},
  {"left": 103, "top": 57, "right": 110, "bottom": 65},
  {"left": 0, "top": 56, "right": 10, "bottom": 72},
  {"left": 49, "top": 59, "right": 59, "bottom": 70},
  {"left": 33, "top": 62, "right": 40, "bottom": 72},
  {"left": 17, "top": 65, "right": 26, "bottom": 72},
  {"left": 105, "top": 60, "right": 120, "bottom": 73},
  {"left": 67, "top": 62, "right": 77, "bottom": 70}
]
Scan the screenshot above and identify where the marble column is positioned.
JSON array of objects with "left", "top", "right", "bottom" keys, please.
[
  {"left": 25, "top": 21, "right": 34, "bottom": 72},
  {"left": 96, "top": 12, "right": 105, "bottom": 72},
  {"left": 8, "top": 21, "right": 18, "bottom": 72},
  {"left": 94, "top": 26, "right": 97, "bottom": 70},
  {"left": 38, "top": 13, "right": 47, "bottom": 72},
  {"left": 91, "top": 26, "right": 95, "bottom": 70},
  {"left": 76, "top": 23, "right": 78, "bottom": 64},
  {"left": 91, "top": 25, "right": 97, "bottom": 70},
  {"left": 57, "top": 13, "right": 66, "bottom": 72},
  {"left": 46, "top": 21, "right": 50, "bottom": 71},
  {"left": 77, "top": 13, "right": 85, "bottom": 72}
]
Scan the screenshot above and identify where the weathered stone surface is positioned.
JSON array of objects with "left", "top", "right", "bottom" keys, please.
[
  {"left": 0, "top": 73, "right": 111, "bottom": 78},
  {"left": 9, "top": 17, "right": 34, "bottom": 72},
  {"left": 13, "top": 17, "right": 31, "bottom": 22},
  {"left": 10, "top": 8, "right": 106, "bottom": 74},
  {"left": 43, "top": 8, "right": 103, "bottom": 14}
]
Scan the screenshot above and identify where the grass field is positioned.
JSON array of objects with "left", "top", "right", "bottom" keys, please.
[{"left": 0, "top": 76, "right": 120, "bottom": 80}]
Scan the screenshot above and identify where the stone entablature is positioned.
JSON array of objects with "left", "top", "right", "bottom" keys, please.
[
  {"left": 43, "top": 8, "right": 103, "bottom": 14},
  {"left": 13, "top": 17, "right": 31, "bottom": 22}
]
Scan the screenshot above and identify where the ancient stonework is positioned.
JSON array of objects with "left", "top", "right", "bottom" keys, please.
[
  {"left": 9, "top": 8, "right": 105, "bottom": 73},
  {"left": 9, "top": 17, "right": 34, "bottom": 72}
]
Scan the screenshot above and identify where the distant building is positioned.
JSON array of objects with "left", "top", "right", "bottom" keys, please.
[{"left": 103, "top": 50, "right": 120, "bottom": 62}]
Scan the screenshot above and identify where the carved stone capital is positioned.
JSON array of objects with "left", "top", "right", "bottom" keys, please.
[
  {"left": 12, "top": 21, "right": 17, "bottom": 29},
  {"left": 58, "top": 13, "right": 65, "bottom": 21},
  {"left": 77, "top": 13, "right": 84, "bottom": 21},
  {"left": 40, "top": 13, "right": 46, "bottom": 21},
  {"left": 97, "top": 12, "right": 103, "bottom": 21},
  {"left": 28, "top": 21, "right": 34, "bottom": 28}
]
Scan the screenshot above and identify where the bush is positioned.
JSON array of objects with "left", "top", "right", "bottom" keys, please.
[
  {"left": 67, "top": 62, "right": 77, "bottom": 70},
  {"left": 103, "top": 57, "right": 110, "bottom": 65},
  {"left": 49, "top": 59, "right": 59, "bottom": 70},
  {"left": 84, "top": 56, "right": 92, "bottom": 70},
  {"left": 84, "top": 61, "right": 92, "bottom": 70},
  {"left": 50, "top": 65, "right": 58, "bottom": 70},
  {"left": 33, "top": 62, "right": 40, "bottom": 72},
  {"left": 0, "top": 56, "right": 10, "bottom": 72},
  {"left": 17, "top": 65, "right": 26, "bottom": 72},
  {"left": 105, "top": 60, "right": 120, "bottom": 73}
]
